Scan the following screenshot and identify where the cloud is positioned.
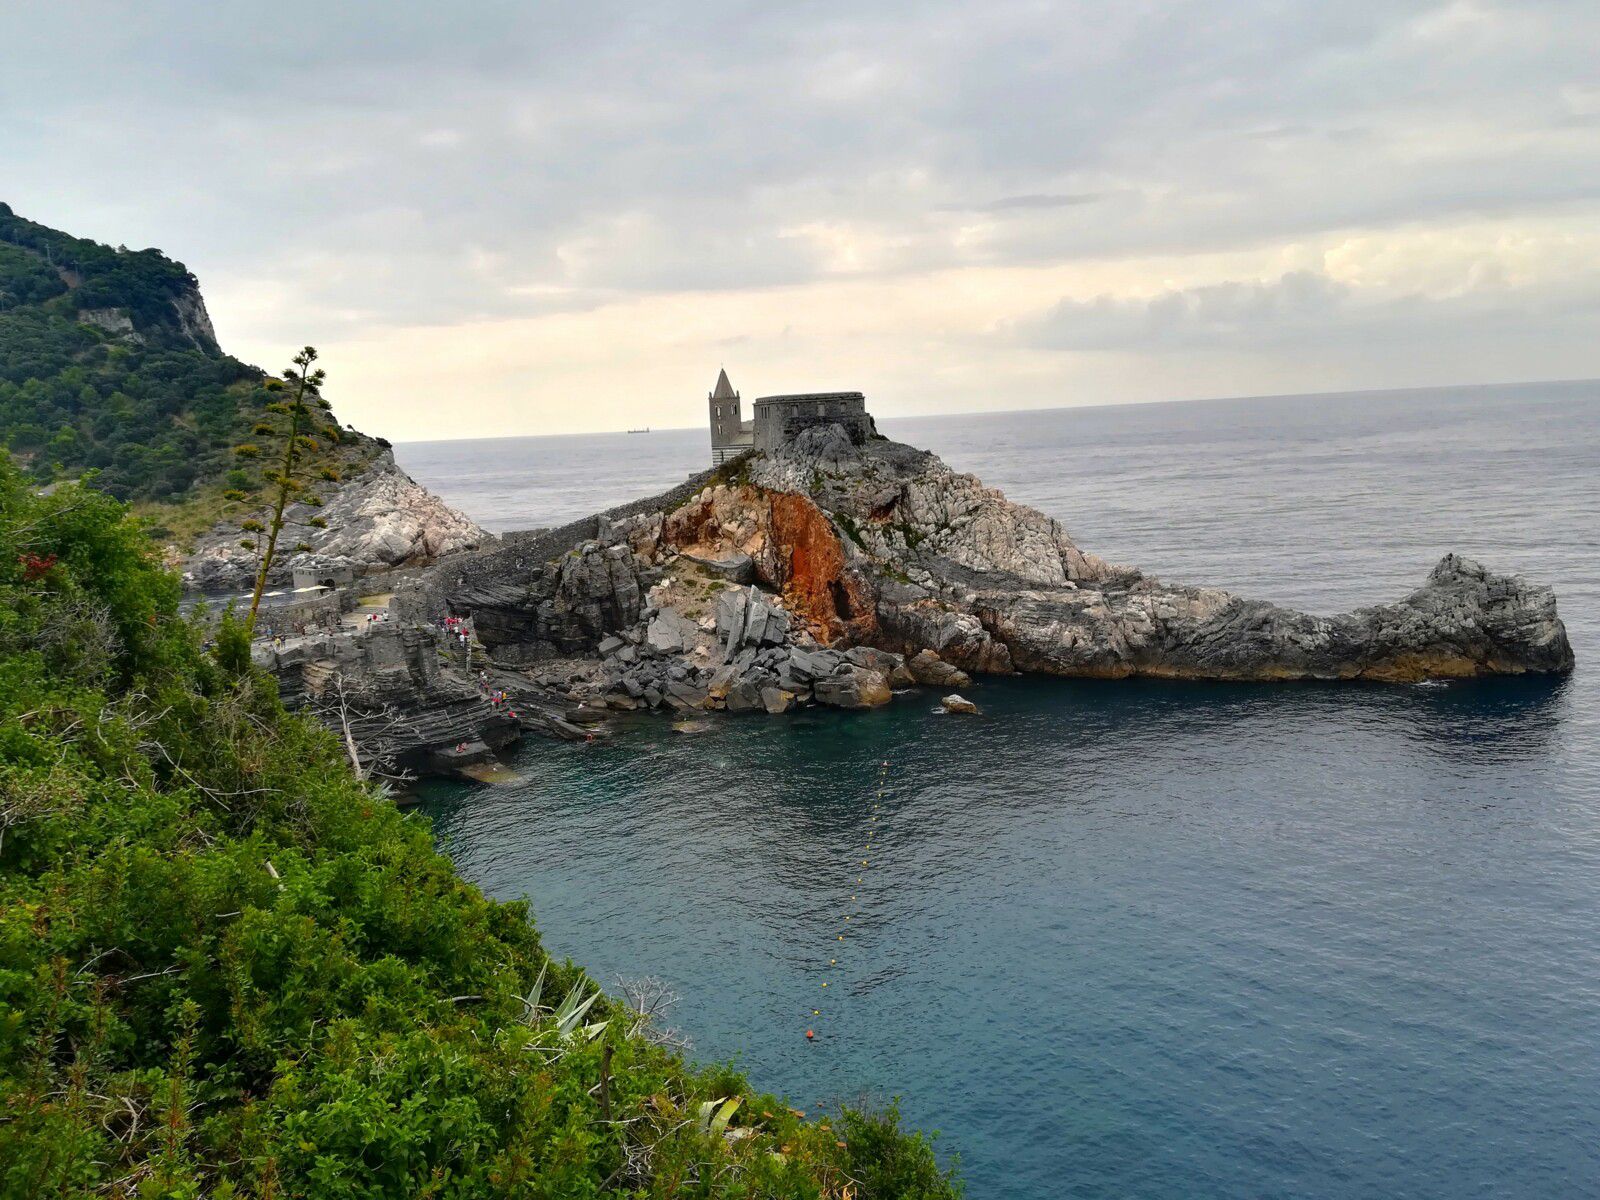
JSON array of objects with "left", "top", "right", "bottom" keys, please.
[
  {"left": 1, "top": 0, "right": 1598, "bottom": 434},
  {"left": 962, "top": 193, "right": 1104, "bottom": 212},
  {"left": 1017, "top": 271, "right": 1353, "bottom": 350},
  {"left": 1014, "top": 256, "right": 1600, "bottom": 354}
]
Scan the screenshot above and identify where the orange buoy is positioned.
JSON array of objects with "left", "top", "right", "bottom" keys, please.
[{"left": 806, "top": 1029, "right": 815, "bottom": 1039}]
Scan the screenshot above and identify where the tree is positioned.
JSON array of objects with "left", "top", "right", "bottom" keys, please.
[
  {"left": 307, "top": 669, "right": 418, "bottom": 783},
  {"left": 239, "top": 346, "right": 325, "bottom": 631}
]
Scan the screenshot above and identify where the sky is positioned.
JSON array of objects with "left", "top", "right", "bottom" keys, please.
[{"left": 3, "top": 0, "right": 1599, "bottom": 441}]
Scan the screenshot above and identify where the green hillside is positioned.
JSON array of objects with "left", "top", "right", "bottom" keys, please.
[
  {"left": 0, "top": 454, "right": 959, "bottom": 1199},
  {"left": 0, "top": 204, "right": 377, "bottom": 511}
]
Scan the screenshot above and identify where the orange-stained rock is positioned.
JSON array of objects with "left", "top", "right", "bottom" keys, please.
[
  {"left": 769, "top": 492, "right": 878, "bottom": 644},
  {"left": 661, "top": 484, "right": 879, "bottom": 645}
]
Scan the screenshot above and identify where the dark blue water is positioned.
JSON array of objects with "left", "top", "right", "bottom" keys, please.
[{"left": 401, "top": 381, "right": 1600, "bottom": 1199}]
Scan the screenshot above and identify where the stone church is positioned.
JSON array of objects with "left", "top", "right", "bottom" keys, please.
[{"left": 707, "top": 368, "right": 873, "bottom": 465}]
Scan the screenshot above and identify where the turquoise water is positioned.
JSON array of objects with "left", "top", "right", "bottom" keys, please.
[{"left": 403, "top": 381, "right": 1600, "bottom": 1198}]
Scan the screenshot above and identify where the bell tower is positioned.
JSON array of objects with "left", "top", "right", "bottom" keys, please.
[{"left": 708, "top": 368, "right": 742, "bottom": 461}]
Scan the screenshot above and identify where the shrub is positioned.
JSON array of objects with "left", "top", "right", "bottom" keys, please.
[{"left": 0, "top": 453, "right": 961, "bottom": 1199}]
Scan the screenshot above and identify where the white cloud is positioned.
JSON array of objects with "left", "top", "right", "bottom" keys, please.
[{"left": 2, "top": 0, "right": 1598, "bottom": 435}]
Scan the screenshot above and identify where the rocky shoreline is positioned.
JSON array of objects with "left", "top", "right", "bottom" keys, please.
[{"left": 253, "top": 424, "right": 1575, "bottom": 776}]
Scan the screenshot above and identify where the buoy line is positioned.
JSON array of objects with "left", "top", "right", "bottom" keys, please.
[{"left": 809, "top": 758, "right": 889, "bottom": 1044}]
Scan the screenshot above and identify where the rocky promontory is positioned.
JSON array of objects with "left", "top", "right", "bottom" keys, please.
[
  {"left": 260, "top": 422, "right": 1571, "bottom": 774},
  {"left": 729, "top": 425, "right": 1575, "bottom": 683}
]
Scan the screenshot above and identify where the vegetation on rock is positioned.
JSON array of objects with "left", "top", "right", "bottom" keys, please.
[
  {"left": 0, "top": 204, "right": 378, "bottom": 534},
  {"left": 0, "top": 451, "right": 959, "bottom": 1198},
  {"left": 231, "top": 346, "right": 343, "bottom": 627}
]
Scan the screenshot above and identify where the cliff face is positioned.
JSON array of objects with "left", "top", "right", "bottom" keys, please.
[
  {"left": 0, "top": 204, "right": 478, "bottom": 575},
  {"left": 185, "top": 450, "right": 488, "bottom": 591},
  {"left": 735, "top": 425, "right": 1574, "bottom": 682},
  {"left": 383, "top": 419, "right": 1572, "bottom": 759},
  {"left": 293, "top": 421, "right": 1571, "bottom": 769}
]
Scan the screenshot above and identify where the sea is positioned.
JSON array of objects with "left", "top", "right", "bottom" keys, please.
[{"left": 396, "top": 380, "right": 1600, "bottom": 1200}]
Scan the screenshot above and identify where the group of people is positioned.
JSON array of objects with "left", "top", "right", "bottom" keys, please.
[
  {"left": 440, "top": 615, "right": 472, "bottom": 651},
  {"left": 477, "top": 671, "right": 518, "bottom": 720}
]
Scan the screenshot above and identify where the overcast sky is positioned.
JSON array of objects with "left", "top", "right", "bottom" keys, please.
[{"left": 4, "top": 1, "right": 1598, "bottom": 440}]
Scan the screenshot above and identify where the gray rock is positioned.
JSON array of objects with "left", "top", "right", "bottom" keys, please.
[
  {"left": 787, "top": 648, "right": 845, "bottom": 682},
  {"left": 716, "top": 585, "right": 796, "bottom": 661},
  {"left": 666, "top": 679, "right": 708, "bottom": 709},
  {"left": 813, "top": 665, "right": 892, "bottom": 709},
  {"left": 942, "top": 693, "right": 979, "bottom": 714},
  {"left": 184, "top": 450, "right": 487, "bottom": 590},
  {"left": 598, "top": 635, "right": 625, "bottom": 656},
  {"left": 725, "top": 676, "right": 768, "bottom": 713},
  {"left": 646, "top": 610, "right": 697, "bottom": 655},
  {"left": 847, "top": 646, "right": 914, "bottom": 687},
  {"left": 681, "top": 549, "right": 756, "bottom": 583},
  {"left": 760, "top": 686, "right": 795, "bottom": 714},
  {"left": 906, "top": 649, "right": 971, "bottom": 689}
]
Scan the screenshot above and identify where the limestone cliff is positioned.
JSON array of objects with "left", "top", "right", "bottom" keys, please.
[{"left": 185, "top": 450, "right": 488, "bottom": 591}]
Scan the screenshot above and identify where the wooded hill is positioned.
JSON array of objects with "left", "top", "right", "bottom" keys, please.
[{"left": 0, "top": 204, "right": 381, "bottom": 511}]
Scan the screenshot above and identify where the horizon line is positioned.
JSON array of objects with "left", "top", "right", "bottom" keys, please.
[{"left": 392, "top": 373, "right": 1600, "bottom": 447}]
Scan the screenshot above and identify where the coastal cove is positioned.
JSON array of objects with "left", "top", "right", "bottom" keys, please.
[{"left": 404, "top": 382, "right": 1600, "bottom": 1199}]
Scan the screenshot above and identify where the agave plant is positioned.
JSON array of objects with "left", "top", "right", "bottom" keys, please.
[
  {"left": 696, "top": 1095, "right": 742, "bottom": 1138},
  {"left": 520, "top": 963, "right": 609, "bottom": 1061}
]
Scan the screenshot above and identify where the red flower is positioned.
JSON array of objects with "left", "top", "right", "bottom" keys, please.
[{"left": 19, "top": 553, "right": 57, "bottom": 582}]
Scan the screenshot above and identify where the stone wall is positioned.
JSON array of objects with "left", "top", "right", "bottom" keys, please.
[
  {"left": 752, "top": 394, "right": 869, "bottom": 452},
  {"left": 193, "top": 591, "right": 347, "bottom": 639}
]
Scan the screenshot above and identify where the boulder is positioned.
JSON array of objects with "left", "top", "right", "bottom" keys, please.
[
  {"left": 813, "top": 665, "right": 893, "bottom": 709},
  {"left": 646, "top": 610, "right": 697, "bottom": 655},
  {"left": 666, "top": 679, "right": 708, "bottom": 709},
  {"left": 681, "top": 550, "right": 756, "bottom": 584},
  {"left": 847, "top": 646, "right": 914, "bottom": 687},
  {"left": 787, "top": 647, "right": 845, "bottom": 683},
  {"left": 941, "top": 693, "right": 979, "bottom": 714},
  {"left": 715, "top": 585, "right": 794, "bottom": 660},
  {"left": 907, "top": 649, "right": 972, "bottom": 688},
  {"left": 760, "top": 686, "right": 795, "bottom": 714},
  {"left": 725, "top": 675, "right": 769, "bottom": 713}
]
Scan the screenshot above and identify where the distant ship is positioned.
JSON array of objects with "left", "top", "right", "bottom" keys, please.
[{"left": 626, "top": 427, "right": 650, "bottom": 434}]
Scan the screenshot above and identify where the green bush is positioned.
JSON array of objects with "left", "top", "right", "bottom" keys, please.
[{"left": 0, "top": 454, "right": 960, "bottom": 1199}]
